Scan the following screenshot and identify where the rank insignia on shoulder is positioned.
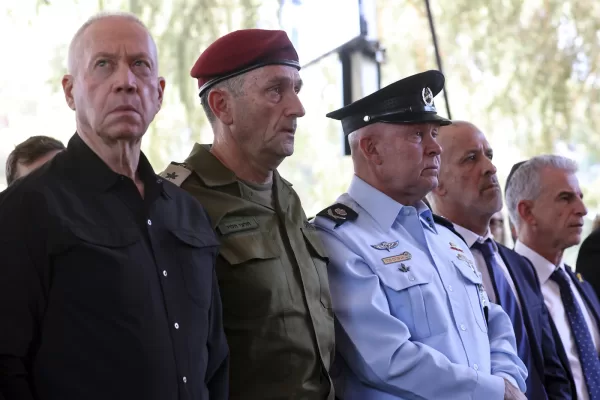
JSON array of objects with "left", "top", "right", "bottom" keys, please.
[
  {"left": 371, "top": 241, "right": 399, "bottom": 251},
  {"left": 317, "top": 203, "right": 358, "bottom": 228},
  {"left": 159, "top": 162, "right": 192, "bottom": 187}
]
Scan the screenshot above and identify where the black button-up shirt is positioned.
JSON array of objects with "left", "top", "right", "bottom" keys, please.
[{"left": 0, "top": 134, "right": 229, "bottom": 400}]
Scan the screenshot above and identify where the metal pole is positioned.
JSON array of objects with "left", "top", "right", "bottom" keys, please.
[{"left": 424, "top": 0, "right": 452, "bottom": 120}]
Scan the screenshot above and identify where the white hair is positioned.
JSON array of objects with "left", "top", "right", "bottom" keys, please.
[
  {"left": 505, "top": 154, "right": 578, "bottom": 230},
  {"left": 67, "top": 11, "right": 153, "bottom": 74}
]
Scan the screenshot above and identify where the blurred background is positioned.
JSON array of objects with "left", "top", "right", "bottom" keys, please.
[{"left": 1, "top": 0, "right": 599, "bottom": 265}]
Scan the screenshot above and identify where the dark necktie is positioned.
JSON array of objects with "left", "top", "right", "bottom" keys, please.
[
  {"left": 472, "top": 239, "right": 531, "bottom": 369},
  {"left": 551, "top": 268, "right": 600, "bottom": 399}
]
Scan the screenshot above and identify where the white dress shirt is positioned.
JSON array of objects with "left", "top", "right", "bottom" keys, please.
[
  {"left": 454, "top": 225, "right": 522, "bottom": 309},
  {"left": 515, "top": 240, "right": 600, "bottom": 400}
]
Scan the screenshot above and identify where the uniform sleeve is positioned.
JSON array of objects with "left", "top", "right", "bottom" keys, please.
[
  {"left": 0, "top": 190, "right": 48, "bottom": 400},
  {"left": 205, "top": 229, "right": 229, "bottom": 399},
  {"left": 317, "top": 228, "right": 506, "bottom": 399},
  {"left": 486, "top": 302, "right": 528, "bottom": 391}
]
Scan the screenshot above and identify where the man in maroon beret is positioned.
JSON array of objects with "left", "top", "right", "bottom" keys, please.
[{"left": 160, "top": 29, "right": 335, "bottom": 400}]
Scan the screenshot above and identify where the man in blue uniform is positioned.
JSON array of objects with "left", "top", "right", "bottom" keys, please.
[
  {"left": 313, "top": 71, "right": 527, "bottom": 399},
  {"left": 428, "top": 121, "right": 571, "bottom": 399}
]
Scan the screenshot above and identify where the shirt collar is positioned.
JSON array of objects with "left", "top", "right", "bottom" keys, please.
[
  {"left": 66, "top": 133, "right": 162, "bottom": 196},
  {"left": 514, "top": 240, "right": 564, "bottom": 284},
  {"left": 453, "top": 224, "right": 497, "bottom": 251},
  {"left": 184, "top": 143, "right": 293, "bottom": 189},
  {"left": 348, "top": 175, "right": 435, "bottom": 233}
]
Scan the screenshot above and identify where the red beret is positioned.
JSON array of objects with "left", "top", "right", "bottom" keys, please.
[{"left": 191, "top": 29, "right": 300, "bottom": 96}]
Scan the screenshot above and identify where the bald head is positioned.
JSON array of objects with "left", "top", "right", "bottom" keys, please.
[
  {"left": 437, "top": 120, "right": 480, "bottom": 154},
  {"left": 67, "top": 12, "right": 157, "bottom": 75},
  {"left": 429, "top": 120, "right": 501, "bottom": 234}
]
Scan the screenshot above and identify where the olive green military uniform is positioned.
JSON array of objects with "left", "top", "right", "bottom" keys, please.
[{"left": 161, "top": 144, "right": 335, "bottom": 400}]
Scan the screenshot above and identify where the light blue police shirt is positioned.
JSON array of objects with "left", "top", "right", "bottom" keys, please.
[{"left": 313, "top": 175, "right": 527, "bottom": 400}]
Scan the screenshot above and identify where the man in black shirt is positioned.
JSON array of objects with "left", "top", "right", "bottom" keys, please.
[{"left": 0, "top": 11, "right": 228, "bottom": 400}]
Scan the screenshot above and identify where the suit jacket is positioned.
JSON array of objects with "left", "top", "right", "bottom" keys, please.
[
  {"left": 548, "top": 265, "right": 600, "bottom": 399},
  {"left": 576, "top": 229, "right": 600, "bottom": 298},
  {"left": 497, "top": 244, "right": 573, "bottom": 400}
]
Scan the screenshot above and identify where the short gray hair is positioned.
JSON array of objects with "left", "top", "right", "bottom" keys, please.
[
  {"left": 200, "top": 74, "right": 246, "bottom": 124},
  {"left": 505, "top": 154, "right": 578, "bottom": 230},
  {"left": 67, "top": 11, "right": 153, "bottom": 74}
]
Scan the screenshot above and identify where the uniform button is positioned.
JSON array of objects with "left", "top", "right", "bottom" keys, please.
[
  {"left": 157, "top": 178, "right": 162, "bottom": 184},
  {"left": 473, "top": 364, "right": 479, "bottom": 371},
  {"left": 174, "top": 322, "right": 180, "bottom": 329},
  {"left": 182, "top": 376, "right": 187, "bottom": 383},
  {"left": 460, "top": 324, "right": 466, "bottom": 331},
  {"left": 147, "top": 219, "right": 152, "bottom": 226},
  {"left": 448, "top": 285, "right": 453, "bottom": 292},
  {"left": 163, "top": 270, "right": 168, "bottom": 277},
  {"left": 408, "top": 275, "right": 415, "bottom": 281}
]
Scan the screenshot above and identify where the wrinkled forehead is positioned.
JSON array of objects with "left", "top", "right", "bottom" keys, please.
[
  {"left": 80, "top": 17, "right": 157, "bottom": 63},
  {"left": 245, "top": 64, "right": 302, "bottom": 86}
]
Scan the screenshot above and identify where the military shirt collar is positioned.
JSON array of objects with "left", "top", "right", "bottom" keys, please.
[
  {"left": 184, "top": 143, "right": 237, "bottom": 187},
  {"left": 66, "top": 133, "right": 164, "bottom": 198},
  {"left": 348, "top": 175, "right": 433, "bottom": 232},
  {"left": 184, "top": 143, "right": 293, "bottom": 189}
]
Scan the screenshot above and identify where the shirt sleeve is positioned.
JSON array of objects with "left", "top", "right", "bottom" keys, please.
[
  {"left": 0, "top": 190, "right": 48, "bottom": 400},
  {"left": 318, "top": 228, "right": 506, "bottom": 399},
  {"left": 486, "top": 301, "right": 528, "bottom": 391}
]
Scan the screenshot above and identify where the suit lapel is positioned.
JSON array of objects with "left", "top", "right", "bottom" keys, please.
[{"left": 497, "top": 245, "right": 543, "bottom": 372}]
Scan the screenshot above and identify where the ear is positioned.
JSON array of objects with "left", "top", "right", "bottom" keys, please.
[
  {"left": 209, "top": 89, "right": 233, "bottom": 125},
  {"left": 517, "top": 199, "right": 536, "bottom": 227},
  {"left": 156, "top": 76, "right": 166, "bottom": 110},
  {"left": 358, "top": 134, "right": 382, "bottom": 165},
  {"left": 62, "top": 74, "right": 76, "bottom": 111}
]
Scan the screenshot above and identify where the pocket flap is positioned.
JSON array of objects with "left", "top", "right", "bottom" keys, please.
[
  {"left": 219, "top": 231, "right": 281, "bottom": 265},
  {"left": 170, "top": 228, "right": 219, "bottom": 248},
  {"left": 377, "top": 264, "right": 432, "bottom": 291},
  {"left": 453, "top": 260, "right": 483, "bottom": 285},
  {"left": 66, "top": 224, "right": 139, "bottom": 248}
]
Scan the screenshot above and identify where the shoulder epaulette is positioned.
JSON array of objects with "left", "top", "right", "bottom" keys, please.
[
  {"left": 316, "top": 203, "right": 358, "bottom": 228},
  {"left": 159, "top": 162, "right": 192, "bottom": 187}
]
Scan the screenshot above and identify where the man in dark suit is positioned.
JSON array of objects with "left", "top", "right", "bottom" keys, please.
[
  {"left": 577, "top": 224, "right": 600, "bottom": 297},
  {"left": 429, "top": 121, "right": 571, "bottom": 399},
  {"left": 506, "top": 154, "right": 600, "bottom": 400}
]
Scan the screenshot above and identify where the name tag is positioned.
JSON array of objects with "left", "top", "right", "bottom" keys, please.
[{"left": 218, "top": 217, "right": 259, "bottom": 235}]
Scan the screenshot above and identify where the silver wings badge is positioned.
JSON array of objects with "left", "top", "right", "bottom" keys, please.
[{"left": 371, "top": 241, "right": 399, "bottom": 252}]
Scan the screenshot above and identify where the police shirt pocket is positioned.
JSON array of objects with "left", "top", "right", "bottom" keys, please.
[
  {"left": 170, "top": 228, "right": 219, "bottom": 309},
  {"left": 301, "top": 227, "right": 333, "bottom": 310},
  {"left": 218, "top": 231, "right": 289, "bottom": 318},
  {"left": 378, "top": 265, "right": 434, "bottom": 339},
  {"left": 453, "top": 261, "right": 488, "bottom": 332}
]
